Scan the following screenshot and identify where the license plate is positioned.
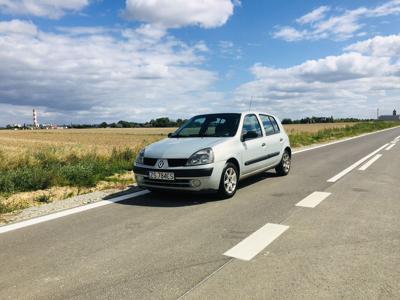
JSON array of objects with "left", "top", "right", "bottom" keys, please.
[{"left": 149, "top": 171, "right": 175, "bottom": 181}]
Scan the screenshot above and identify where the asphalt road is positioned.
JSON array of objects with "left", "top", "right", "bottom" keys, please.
[{"left": 1, "top": 127, "right": 399, "bottom": 299}]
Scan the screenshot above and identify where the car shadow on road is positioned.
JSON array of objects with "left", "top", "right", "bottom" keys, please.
[
  {"left": 106, "top": 185, "right": 221, "bottom": 207},
  {"left": 237, "top": 171, "right": 279, "bottom": 190},
  {"left": 107, "top": 171, "right": 278, "bottom": 207}
]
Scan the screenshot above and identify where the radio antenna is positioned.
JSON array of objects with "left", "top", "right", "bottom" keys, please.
[{"left": 249, "top": 96, "right": 253, "bottom": 111}]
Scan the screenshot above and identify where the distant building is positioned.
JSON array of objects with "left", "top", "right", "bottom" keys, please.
[{"left": 378, "top": 109, "right": 400, "bottom": 121}]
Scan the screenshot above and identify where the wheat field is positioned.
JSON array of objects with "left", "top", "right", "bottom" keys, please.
[
  {"left": 0, "top": 123, "right": 356, "bottom": 155},
  {"left": 0, "top": 127, "right": 173, "bottom": 156}
]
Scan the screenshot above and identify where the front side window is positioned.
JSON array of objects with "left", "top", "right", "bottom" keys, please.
[
  {"left": 259, "top": 114, "right": 275, "bottom": 135},
  {"left": 242, "top": 114, "right": 263, "bottom": 138},
  {"left": 170, "top": 113, "right": 241, "bottom": 138}
]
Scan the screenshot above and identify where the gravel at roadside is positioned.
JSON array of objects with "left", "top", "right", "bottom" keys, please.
[{"left": 1, "top": 185, "right": 141, "bottom": 225}]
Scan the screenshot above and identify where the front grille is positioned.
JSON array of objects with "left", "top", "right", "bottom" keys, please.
[
  {"left": 143, "top": 157, "right": 187, "bottom": 167},
  {"left": 168, "top": 159, "right": 188, "bottom": 167},
  {"left": 143, "top": 157, "right": 157, "bottom": 166}
]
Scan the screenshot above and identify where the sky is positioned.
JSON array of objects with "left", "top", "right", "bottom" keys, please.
[{"left": 0, "top": 0, "right": 400, "bottom": 125}]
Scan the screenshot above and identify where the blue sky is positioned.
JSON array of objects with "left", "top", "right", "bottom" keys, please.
[{"left": 0, "top": 0, "right": 399, "bottom": 125}]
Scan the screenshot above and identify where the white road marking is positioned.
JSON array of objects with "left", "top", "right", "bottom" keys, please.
[
  {"left": 327, "top": 144, "right": 388, "bottom": 182},
  {"left": 296, "top": 191, "right": 331, "bottom": 208},
  {"left": 223, "top": 223, "right": 289, "bottom": 261},
  {"left": 358, "top": 154, "right": 383, "bottom": 171},
  {"left": 386, "top": 143, "right": 396, "bottom": 151},
  {"left": 293, "top": 126, "right": 400, "bottom": 155},
  {"left": 0, "top": 190, "right": 150, "bottom": 234}
]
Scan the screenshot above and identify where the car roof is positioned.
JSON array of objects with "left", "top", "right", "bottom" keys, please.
[
  {"left": 191, "top": 112, "right": 279, "bottom": 119},
  {"left": 240, "top": 111, "right": 278, "bottom": 118}
]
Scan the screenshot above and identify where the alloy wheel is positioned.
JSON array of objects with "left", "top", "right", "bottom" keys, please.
[
  {"left": 282, "top": 152, "right": 291, "bottom": 173},
  {"left": 224, "top": 167, "right": 237, "bottom": 194}
]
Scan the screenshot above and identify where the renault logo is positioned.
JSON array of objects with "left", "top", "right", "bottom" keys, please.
[{"left": 158, "top": 160, "right": 165, "bottom": 168}]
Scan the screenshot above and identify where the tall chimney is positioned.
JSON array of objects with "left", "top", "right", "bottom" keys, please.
[{"left": 33, "top": 109, "right": 39, "bottom": 128}]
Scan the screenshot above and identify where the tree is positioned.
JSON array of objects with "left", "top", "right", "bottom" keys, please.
[{"left": 281, "top": 118, "right": 293, "bottom": 124}]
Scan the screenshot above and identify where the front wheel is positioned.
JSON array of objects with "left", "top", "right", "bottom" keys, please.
[
  {"left": 275, "top": 150, "right": 291, "bottom": 176},
  {"left": 218, "top": 162, "right": 239, "bottom": 199}
]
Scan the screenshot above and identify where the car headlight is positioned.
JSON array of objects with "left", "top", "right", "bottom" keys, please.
[
  {"left": 186, "top": 148, "right": 214, "bottom": 166},
  {"left": 136, "top": 148, "right": 145, "bottom": 164}
]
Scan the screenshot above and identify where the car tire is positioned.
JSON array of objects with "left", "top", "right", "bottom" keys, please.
[
  {"left": 218, "top": 162, "right": 239, "bottom": 199},
  {"left": 275, "top": 149, "right": 291, "bottom": 176}
]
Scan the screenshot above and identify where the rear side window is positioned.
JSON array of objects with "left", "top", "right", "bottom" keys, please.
[
  {"left": 242, "top": 114, "right": 263, "bottom": 138},
  {"left": 259, "top": 115, "right": 275, "bottom": 136},
  {"left": 269, "top": 116, "right": 280, "bottom": 133}
]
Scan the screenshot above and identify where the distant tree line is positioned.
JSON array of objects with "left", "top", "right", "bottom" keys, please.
[
  {"left": 69, "top": 117, "right": 187, "bottom": 129},
  {"left": 1, "top": 116, "right": 382, "bottom": 130},
  {"left": 281, "top": 116, "right": 372, "bottom": 124}
]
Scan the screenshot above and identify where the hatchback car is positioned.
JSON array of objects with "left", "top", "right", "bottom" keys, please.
[{"left": 134, "top": 112, "right": 291, "bottom": 198}]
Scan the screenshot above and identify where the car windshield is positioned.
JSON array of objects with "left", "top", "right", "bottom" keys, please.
[{"left": 170, "top": 113, "right": 241, "bottom": 138}]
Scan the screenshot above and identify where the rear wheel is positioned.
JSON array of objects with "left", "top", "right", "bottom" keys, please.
[
  {"left": 218, "top": 162, "right": 238, "bottom": 199},
  {"left": 275, "top": 150, "right": 291, "bottom": 176}
]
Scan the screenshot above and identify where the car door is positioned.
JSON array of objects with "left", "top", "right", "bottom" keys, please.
[
  {"left": 259, "top": 114, "right": 284, "bottom": 165},
  {"left": 241, "top": 114, "right": 266, "bottom": 174}
]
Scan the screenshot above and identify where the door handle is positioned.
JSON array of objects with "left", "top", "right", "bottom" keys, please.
[
  {"left": 280, "top": 138, "right": 283, "bottom": 142},
  {"left": 261, "top": 143, "right": 266, "bottom": 147}
]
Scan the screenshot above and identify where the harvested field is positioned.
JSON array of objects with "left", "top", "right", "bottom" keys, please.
[
  {"left": 284, "top": 123, "right": 356, "bottom": 134},
  {"left": 0, "top": 123, "right": 356, "bottom": 154}
]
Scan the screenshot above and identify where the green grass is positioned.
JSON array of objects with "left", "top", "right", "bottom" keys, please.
[
  {"left": 0, "top": 148, "right": 136, "bottom": 196},
  {"left": 288, "top": 121, "right": 399, "bottom": 148}
]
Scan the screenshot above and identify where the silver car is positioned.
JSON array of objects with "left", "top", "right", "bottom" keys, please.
[{"left": 134, "top": 112, "right": 291, "bottom": 198}]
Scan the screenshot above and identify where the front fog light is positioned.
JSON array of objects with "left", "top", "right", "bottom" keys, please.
[
  {"left": 136, "top": 175, "right": 144, "bottom": 183},
  {"left": 190, "top": 179, "right": 201, "bottom": 188}
]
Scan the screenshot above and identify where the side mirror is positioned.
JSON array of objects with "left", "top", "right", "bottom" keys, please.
[{"left": 242, "top": 130, "right": 258, "bottom": 142}]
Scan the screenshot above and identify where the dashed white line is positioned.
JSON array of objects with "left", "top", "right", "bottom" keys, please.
[
  {"left": 296, "top": 191, "right": 331, "bottom": 208},
  {"left": 0, "top": 190, "right": 150, "bottom": 234},
  {"left": 386, "top": 143, "right": 396, "bottom": 151},
  {"left": 223, "top": 223, "right": 289, "bottom": 261},
  {"left": 327, "top": 144, "right": 388, "bottom": 183},
  {"left": 358, "top": 154, "right": 383, "bottom": 171}
]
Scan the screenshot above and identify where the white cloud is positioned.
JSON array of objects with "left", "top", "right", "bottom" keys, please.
[
  {"left": 272, "top": 26, "right": 305, "bottom": 42},
  {"left": 0, "top": 19, "right": 37, "bottom": 35},
  {"left": 0, "top": 0, "right": 89, "bottom": 19},
  {"left": 296, "top": 6, "right": 330, "bottom": 25},
  {"left": 0, "top": 19, "right": 221, "bottom": 125},
  {"left": 218, "top": 40, "right": 242, "bottom": 59},
  {"left": 124, "top": 0, "right": 235, "bottom": 29},
  {"left": 235, "top": 35, "right": 400, "bottom": 119},
  {"left": 345, "top": 34, "right": 400, "bottom": 58},
  {"left": 273, "top": 1, "right": 400, "bottom": 42}
]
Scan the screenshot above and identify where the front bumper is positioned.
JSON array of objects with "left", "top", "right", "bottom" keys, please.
[{"left": 133, "top": 163, "right": 223, "bottom": 192}]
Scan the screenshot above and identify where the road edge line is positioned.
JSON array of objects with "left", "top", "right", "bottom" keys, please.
[
  {"left": 0, "top": 190, "right": 150, "bottom": 234},
  {"left": 327, "top": 144, "right": 388, "bottom": 182}
]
